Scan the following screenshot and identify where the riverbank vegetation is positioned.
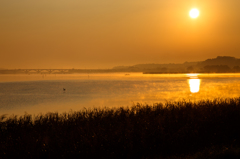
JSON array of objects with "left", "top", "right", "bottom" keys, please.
[{"left": 1, "top": 98, "right": 240, "bottom": 158}]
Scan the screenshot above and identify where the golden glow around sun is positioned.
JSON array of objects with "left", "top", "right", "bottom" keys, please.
[{"left": 189, "top": 8, "right": 199, "bottom": 18}]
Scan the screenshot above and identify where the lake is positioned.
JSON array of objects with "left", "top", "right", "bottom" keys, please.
[{"left": 1, "top": 73, "right": 240, "bottom": 116}]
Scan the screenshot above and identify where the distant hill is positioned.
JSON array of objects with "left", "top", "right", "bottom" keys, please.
[
  {"left": 113, "top": 56, "right": 240, "bottom": 73},
  {"left": 197, "top": 56, "right": 240, "bottom": 68}
]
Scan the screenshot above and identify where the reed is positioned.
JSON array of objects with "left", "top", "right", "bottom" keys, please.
[{"left": 1, "top": 98, "right": 240, "bottom": 158}]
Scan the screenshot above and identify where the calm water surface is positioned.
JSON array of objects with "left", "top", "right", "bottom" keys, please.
[{"left": 0, "top": 73, "right": 240, "bottom": 116}]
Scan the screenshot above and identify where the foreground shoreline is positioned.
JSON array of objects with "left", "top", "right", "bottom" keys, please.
[{"left": 1, "top": 98, "right": 240, "bottom": 158}]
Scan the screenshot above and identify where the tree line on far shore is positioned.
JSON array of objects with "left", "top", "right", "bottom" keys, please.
[{"left": 1, "top": 56, "right": 240, "bottom": 74}]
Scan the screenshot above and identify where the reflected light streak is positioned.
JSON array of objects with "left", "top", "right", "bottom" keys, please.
[
  {"left": 188, "top": 79, "right": 201, "bottom": 93},
  {"left": 186, "top": 73, "right": 200, "bottom": 78}
]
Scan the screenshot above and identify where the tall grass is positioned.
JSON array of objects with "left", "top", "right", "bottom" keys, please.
[{"left": 1, "top": 98, "right": 240, "bottom": 158}]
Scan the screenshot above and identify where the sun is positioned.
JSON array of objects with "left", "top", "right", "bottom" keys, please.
[{"left": 189, "top": 8, "right": 199, "bottom": 19}]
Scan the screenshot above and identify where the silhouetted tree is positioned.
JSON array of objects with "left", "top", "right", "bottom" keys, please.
[
  {"left": 233, "top": 66, "right": 240, "bottom": 72},
  {"left": 203, "top": 65, "right": 231, "bottom": 73},
  {"left": 187, "top": 66, "right": 194, "bottom": 73}
]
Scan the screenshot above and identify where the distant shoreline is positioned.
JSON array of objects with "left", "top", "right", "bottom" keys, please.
[
  {"left": 143, "top": 71, "right": 240, "bottom": 74},
  {"left": 1, "top": 56, "right": 240, "bottom": 74}
]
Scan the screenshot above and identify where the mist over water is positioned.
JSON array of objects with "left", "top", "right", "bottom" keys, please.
[{"left": 1, "top": 73, "right": 240, "bottom": 116}]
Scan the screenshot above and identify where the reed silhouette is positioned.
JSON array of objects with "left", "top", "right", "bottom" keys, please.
[{"left": 1, "top": 98, "right": 240, "bottom": 158}]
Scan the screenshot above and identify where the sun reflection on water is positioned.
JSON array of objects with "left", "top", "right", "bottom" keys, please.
[
  {"left": 186, "top": 74, "right": 201, "bottom": 93},
  {"left": 188, "top": 79, "right": 201, "bottom": 93}
]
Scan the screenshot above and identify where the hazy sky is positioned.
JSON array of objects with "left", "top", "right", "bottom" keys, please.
[{"left": 1, "top": 0, "right": 240, "bottom": 69}]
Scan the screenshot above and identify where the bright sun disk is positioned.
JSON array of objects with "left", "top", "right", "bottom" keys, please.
[{"left": 189, "top": 8, "right": 199, "bottom": 18}]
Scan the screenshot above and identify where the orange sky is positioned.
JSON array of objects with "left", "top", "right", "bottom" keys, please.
[{"left": 0, "top": 0, "right": 240, "bottom": 69}]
